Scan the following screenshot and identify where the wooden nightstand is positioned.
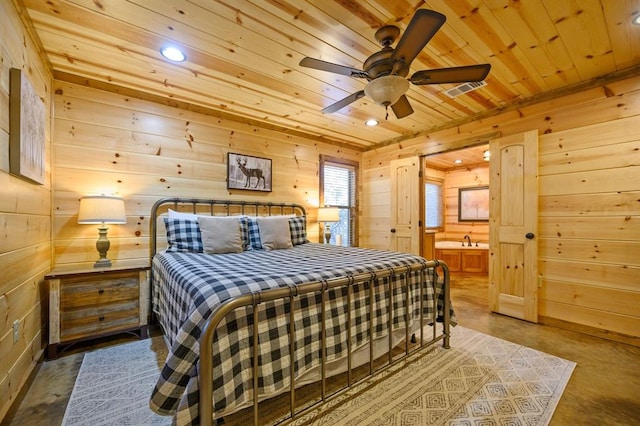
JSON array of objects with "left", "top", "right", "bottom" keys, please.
[{"left": 46, "top": 263, "right": 150, "bottom": 359}]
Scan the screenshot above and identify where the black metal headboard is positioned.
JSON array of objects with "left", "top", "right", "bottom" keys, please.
[{"left": 149, "top": 197, "right": 307, "bottom": 262}]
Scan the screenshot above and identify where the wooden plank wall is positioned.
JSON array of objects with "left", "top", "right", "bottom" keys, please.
[
  {"left": 442, "top": 166, "right": 490, "bottom": 244},
  {"left": 537, "top": 116, "right": 640, "bottom": 343},
  {"left": 423, "top": 164, "right": 489, "bottom": 244},
  {"left": 51, "top": 82, "right": 361, "bottom": 270},
  {"left": 0, "top": 0, "right": 53, "bottom": 420},
  {"left": 362, "top": 75, "right": 640, "bottom": 345}
]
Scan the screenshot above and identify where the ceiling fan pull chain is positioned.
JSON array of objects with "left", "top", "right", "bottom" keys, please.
[{"left": 385, "top": 106, "right": 389, "bottom": 120}]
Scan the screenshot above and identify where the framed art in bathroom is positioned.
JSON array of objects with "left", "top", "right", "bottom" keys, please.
[{"left": 458, "top": 186, "right": 489, "bottom": 222}]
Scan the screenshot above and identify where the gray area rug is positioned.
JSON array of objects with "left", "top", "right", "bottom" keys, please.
[
  {"left": 61, "top": 336, "right": 171, "bottom": 426},
  {"left": 62, "top": 326, "right": 575, "bottom": 425}
]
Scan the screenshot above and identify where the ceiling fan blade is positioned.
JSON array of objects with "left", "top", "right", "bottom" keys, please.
[
  {"left": 390, "top": 9, "right": 446, "bottom": 71},
  {"left": 321, "top": 90, "right": 366, "bottom": 113},
  {"left": 391, "top": 95, "right": 414, "bottom": 118},
  {"left": 299, "top": 57, "right": 369, "bottom": 78},
  {"left": 410, "top": 64, "right": 491, "bottom": 85}
]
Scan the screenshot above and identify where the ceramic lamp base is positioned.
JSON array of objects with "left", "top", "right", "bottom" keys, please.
[{"left": 94, "top": 225, "right": 112, "bottom": 268}]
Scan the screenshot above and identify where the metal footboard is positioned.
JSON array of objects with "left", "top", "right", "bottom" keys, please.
[{"left": 198, "top": 260, "right": 451, "bottom": 426}]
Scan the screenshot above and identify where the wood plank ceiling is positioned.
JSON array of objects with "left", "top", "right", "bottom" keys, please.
[{"left": 20, "top": 0, "right": 640, "bottom": 151}]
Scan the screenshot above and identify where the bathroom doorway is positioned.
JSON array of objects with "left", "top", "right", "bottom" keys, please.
[
  {"left": 421, "top": 131, "right": 539, "bottom": 324},
  {"left": 421, "top": 143, "right": 490, "bottom": 275}
]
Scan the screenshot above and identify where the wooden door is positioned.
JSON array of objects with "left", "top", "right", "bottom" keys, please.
[
  {"left": 489, "top": 130, "right": 539, "bottom": 322},
  {"left": 390, "top": 157, "right": 420, "bottom": 255}
]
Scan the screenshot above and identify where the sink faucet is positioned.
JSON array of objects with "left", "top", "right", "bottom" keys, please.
[{"left": 464, "top": 235, "right": 472, "bottom": 247}]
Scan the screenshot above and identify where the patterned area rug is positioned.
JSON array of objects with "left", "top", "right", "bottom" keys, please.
[
  {"left": 61, "top": 336, "right": 171, "bottom": 426},
  {"left": 283, "top": 326, "right": 576, "bottom": 426},
  {"left": 62, "top": 327, "right": 575, "bottom": 426}
]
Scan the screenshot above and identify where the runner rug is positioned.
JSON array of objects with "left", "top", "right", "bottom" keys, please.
[{"left": 62, "top": 326, "right": 575, "bottom": 425}]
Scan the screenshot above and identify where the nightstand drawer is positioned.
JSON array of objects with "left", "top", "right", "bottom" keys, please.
[
  {"left": 61, "top": 300, "right": 140, "bottom": 341},
  {"left": 60, "top": 274, "right": 139, "bottom": 308}
]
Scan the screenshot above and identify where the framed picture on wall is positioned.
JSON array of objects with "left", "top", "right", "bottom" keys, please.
[
  {"left": 458, "top": 186, "right": 489, "bottom": 222},
  {"left": 9, "top": 68, "right": 45, "bottom": 185},
  {"left": 227, "top": 153, "right": 272, "bottom": 192}
]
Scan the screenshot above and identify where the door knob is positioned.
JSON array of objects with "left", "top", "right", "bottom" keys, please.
[
  {"left": 390, "top": 228, "right": 396, "bottom": 233},
  {"left": 525, "top": 232, "right": 535, "bottom": 240}
]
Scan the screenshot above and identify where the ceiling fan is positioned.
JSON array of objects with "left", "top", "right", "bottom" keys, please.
[{"left": 299, "top": 9, "right": 491, "bottom": 119}]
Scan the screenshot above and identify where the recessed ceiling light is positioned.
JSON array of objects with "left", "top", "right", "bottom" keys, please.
[
  {"left": 160, "top": 46, "right": 186, "bottom": 62},
  {"left": 365, "top": 119, "right": 379, "bottom": 126},
  {"left": 633, "top": 14, "right": 640, "bottom": 25},
  {"left": 454, "top": 159, "right": 463, "bottom": 164}
]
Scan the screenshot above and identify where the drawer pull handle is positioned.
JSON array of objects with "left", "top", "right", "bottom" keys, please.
[
  {"left": 98, "top": 289, "right": 104, "bottom": 294},
  {"left": 99, "top": 316, "right": 105, "bottom": 321}
]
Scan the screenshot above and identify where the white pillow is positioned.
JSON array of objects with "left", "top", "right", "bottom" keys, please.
[
  {"left": 257, "top": 216, "right": 293, "bottom": 250},
  {"left": 168, "top": 208, "right": 200, "bottom": 220},
  {"left": 197, "top": 216, "right": 243, "bottom": 254}
]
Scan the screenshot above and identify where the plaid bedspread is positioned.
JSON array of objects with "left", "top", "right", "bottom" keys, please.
[{"left": 149, "top": 243, "right": 455, "bottom": 425}]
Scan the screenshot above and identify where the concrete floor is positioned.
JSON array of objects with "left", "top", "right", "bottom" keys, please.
[{"left": 2, "top": 273, "right": 639, "bottom": 425}]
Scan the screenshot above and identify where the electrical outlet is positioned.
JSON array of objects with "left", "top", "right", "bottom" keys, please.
[{"left": 13, "top": 320, "right": 20, "bottom": 343}]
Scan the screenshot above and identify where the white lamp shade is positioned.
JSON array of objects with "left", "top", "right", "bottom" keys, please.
[
  {"left": 364, "top": 75, "right": 410, "bottom": 106},
  {"left": 317, "top": 207, "right": 340, "bottom": 222},
  {"left": 78, "top": 195, "right": 127, "bottom": 224}
]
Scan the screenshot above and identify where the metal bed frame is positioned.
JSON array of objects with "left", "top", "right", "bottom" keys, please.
[{"left": 149, "top": 197, "right": 451, "bottom": 426}]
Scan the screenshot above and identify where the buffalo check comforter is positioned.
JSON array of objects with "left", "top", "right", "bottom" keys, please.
[{"left": 149, "top": 243, "right": 454, "bottom": 425}]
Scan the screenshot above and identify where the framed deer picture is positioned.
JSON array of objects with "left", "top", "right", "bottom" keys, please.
[{"left": 227, "top": 153, "right": 272, "bottom": 192}]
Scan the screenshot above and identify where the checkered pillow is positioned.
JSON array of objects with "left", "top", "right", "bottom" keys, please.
[
  {"left": 239, "top": 217, "right": 252, "bottom": 251},
  {"left": 246, "top": 217, "right": 263, "bottom": 250},
  {"left": 289, "top": 216, "right": 308, "bottom": 245},
  {"left": 163, "top": 217, "right": 203, "bottom": 253}
]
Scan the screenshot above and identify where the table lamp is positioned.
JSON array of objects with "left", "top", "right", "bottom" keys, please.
[
  {"left": 78, "top": 195, "right": 126, "bottom": 268},
  {"left": 317, "top": 207, "right": 340, "bottom": 244}
]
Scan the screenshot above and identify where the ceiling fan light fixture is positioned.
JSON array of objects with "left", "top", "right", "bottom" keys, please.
[
  {"left": 300, "top": 9, "right": 489, "bottom": 119},
  {"left": 364, "top": 75, "right": 409, "bottom": 107}
]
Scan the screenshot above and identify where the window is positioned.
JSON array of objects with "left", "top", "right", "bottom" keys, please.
[
  {"left": 320, "top": 156, "right": 358, "bottom": 246},
  {"left": 425, "top": 179, "right": 444, "bottom": 230}
]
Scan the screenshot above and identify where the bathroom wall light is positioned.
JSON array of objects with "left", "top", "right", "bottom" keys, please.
[{"left": 160, "top": 46, "right": 186, "bottom": 62}]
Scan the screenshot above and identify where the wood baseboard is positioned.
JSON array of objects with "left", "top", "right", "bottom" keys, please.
[{"left": 539, "top": 315, "right": 640, "bottom": 347}]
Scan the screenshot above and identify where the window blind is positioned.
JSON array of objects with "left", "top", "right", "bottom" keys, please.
[
  {"left": 322, "top": 161, "right": 356, "bottom": 245},
  {"left": 425, "top": 181, "right": 443, "bottom": 229}
]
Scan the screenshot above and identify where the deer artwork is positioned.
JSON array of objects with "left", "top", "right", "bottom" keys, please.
[{"left": 236, "top": 157, "right": 266, "bottom": 189}]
